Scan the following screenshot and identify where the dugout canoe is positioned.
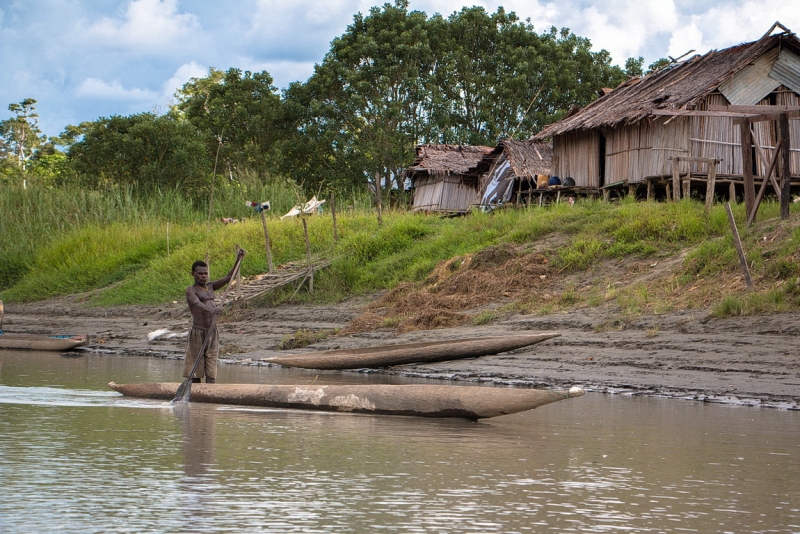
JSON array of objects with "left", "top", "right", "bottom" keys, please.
[
  {"left": 0, "top": 333, "right": 88, "bottom": 351},
  {"left": 108, "top": 382, "right": 586, "bottom": 420},
  {"left": 263, "top": 332, "right": 561, "bottom": 370}
]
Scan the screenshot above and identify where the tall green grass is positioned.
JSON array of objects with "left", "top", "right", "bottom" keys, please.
[{"left": 2, "top": 176, "right": 799, "bottom": 314}]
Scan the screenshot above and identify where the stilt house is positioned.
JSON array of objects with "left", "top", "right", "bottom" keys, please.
[
  {"left": 406, "top": 144, "right": 492, "bottom": 212},
  {"left": 533, "top": 23, "right": 800, "bottom": 192},
  {"left": 471, "top": 139, "right": 553, "bottom": 207}
]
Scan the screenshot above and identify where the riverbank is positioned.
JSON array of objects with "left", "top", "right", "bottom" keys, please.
[{"left": 5, "top": 295, "right": 798, "bottom": 409}]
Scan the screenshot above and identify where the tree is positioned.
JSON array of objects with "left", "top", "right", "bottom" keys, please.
[
  {"left": 0, "top": 98, "right": 46, "bottom": 172},
  {"left": 67, "top": 113, "right": 210, "bottom": 196},
  {"left": 283, "top": 2, "right": 628, "bottom": 196},
  {"left": 176, "top": 68, "right": 286, "bottom": 179},
  {"left": 647, "top": 58, "right": 671, "bottom": 74}
]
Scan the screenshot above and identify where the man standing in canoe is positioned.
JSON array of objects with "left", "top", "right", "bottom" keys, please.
[{"left": 184, "top": 249, "right": 245, "bottom": 384}]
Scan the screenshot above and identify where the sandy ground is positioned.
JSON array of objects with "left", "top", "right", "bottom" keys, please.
[{"left": 3, "top": 295, "right": 799, "bottom": 409}]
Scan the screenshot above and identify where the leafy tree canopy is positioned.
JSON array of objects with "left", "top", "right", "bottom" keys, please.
[{"left": 67, "top": 113, "right": 210, "bottom": 198}]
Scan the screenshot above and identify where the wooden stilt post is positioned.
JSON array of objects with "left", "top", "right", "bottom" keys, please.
[
  {"left": 779, "top": 113, "right": 791, "bottom": 220},
  {"left": 671, "top": 157, "right": 681, "bottom": 201},
  {"left": 740, "top": 121, "right": 755, "bottom": 217},
  {"left": 729, "top": 182, "right": 737, "bottom": 204},
  {"left": 682, "top": 175, "right": 691, "bottom": 199},
  {"left": 665, "top": 182, "right": 672, "bottom": 201},
  {"left": 646, "top": 179, "right": 653, "bottom": 202}
]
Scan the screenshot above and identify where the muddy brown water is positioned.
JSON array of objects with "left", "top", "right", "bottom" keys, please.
[{"left": 0, "top": 350, "right": 798, "bottom": 533}]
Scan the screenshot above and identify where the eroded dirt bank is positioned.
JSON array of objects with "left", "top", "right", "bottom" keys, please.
[{"left": 4, "top": 295, "right": 799, "bottom": 409}]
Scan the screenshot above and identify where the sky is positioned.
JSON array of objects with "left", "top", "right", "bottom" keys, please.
[{"left": 1, "top": 0, "right": 799, "bottom": 137}]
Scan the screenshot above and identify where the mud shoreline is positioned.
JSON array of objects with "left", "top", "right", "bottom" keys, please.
[{"left": 4, "top": 296, "right": 799, "bottom": 409}]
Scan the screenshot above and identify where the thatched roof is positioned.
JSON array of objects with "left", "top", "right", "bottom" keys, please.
[
  {"left": 405, "top": 144, "right": 493, "bottom": 177},
  {"left": 470, "top": 139, "right": 553, "bottom": 178},
  {"left": 534, "top": 25, "right": 800, "bottom": 139}
]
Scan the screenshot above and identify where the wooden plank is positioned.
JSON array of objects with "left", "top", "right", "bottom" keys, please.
[
  {"left": 652, "top": 110, "right": 753, "bottom": 118},
  {"left": 668, "top": 156, "right": 721, "bottom": 164},
  {"left": 725, "top": 203, "right": 753, "bottom": 290},
  {"left": 734, "top": 109, "right": 800, "bottom": 124},
  {"left": 708, "top": 104, "right": 800, "bottom": 113},
  {"left": 780, "top": 113, "right": 791, "bottom": 220}
]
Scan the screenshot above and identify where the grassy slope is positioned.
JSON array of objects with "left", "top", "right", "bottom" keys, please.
[{"left": 3, "top": 196, "right": 799, "bottom": 321}]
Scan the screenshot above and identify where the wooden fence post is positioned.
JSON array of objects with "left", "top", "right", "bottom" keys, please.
[
  {"left": 260, "top": 210, "right": 274, "bottom": 273},
  {"left": 330, "top": 192, "right": 338, "bottom": 242},
  {"left": 374, "top": 172, "right": 383, "bottom": 226},
  {"left": 725, "top": 202, "right": 753, "bottom": 290}
]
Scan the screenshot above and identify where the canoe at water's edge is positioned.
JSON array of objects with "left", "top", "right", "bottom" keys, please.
[
  {"left": 0, "top": 334, "right": 88, "bottom": 351},
  {"left": 264, "top": 332, "right": 561, "bottom": 370},
  {"left": 108, "top": 382, "right": 585, "bottom": 420}
]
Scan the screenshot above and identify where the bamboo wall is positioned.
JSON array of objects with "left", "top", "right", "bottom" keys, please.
[
  {"left": 604, "top": 117, "right": 691, "bottom": 184},
  {"left": 411, "top": 175, "right": 478, "bottom": 212},
  {"left": 551, "top": 90, "right": 800, "bottom": 185},
  {"left": 778, "top": 90, "right": 800, "bottom": 175},
  {"left": 552, "top": 131, "right": 601, "bottom": 187},
  {"left": 689, "top": 93, "right": 742, "bottom": 175}
]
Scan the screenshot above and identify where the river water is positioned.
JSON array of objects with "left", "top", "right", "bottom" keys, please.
[{"left": 0, "top": 350, "right": 798, "bottom": 533}]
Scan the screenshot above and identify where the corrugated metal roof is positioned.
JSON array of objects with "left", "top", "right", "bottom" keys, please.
[
  {"left": 770, "top": 48, "right": 800, "bottom": 95},
  {"left": 719, "top": 47, "right": 780, "bottom": 105}
]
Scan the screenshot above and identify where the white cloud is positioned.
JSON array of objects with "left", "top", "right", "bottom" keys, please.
[
  {"left": 80, "top": 0, "right": 201, "bottom": 53},
  {"left": 238, "top": 59, "right": 319, "bottom": 89},
  {"left": 667, "top": 22, "right": 705, "bottom": 59},
  {"left": 75, "top": 78, "right": 158, "bottom": 101},
  {"left": 577, "top": 0, "right": 679, "bottom": 62},
  {"left": 160, "top": 61, "right": 208, "bottom": 101},
  {"left": 245, "top": 0, "right": 375, "bottom": 60}
]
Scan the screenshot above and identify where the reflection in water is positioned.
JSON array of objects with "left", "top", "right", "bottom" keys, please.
[{"left": 0, "top": 351, "right": 798, "bottom": 532}]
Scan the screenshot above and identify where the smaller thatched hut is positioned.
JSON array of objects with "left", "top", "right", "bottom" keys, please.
[
  {"left": 406, "top": 144, "right": 493, "bottom": 212},
  {"left": 469, "top": 139, "right": 553, "bottom": 207}
]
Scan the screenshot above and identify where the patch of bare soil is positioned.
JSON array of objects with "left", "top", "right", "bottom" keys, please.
[{"left": 342, "top": 244, "right": 552, "bottom": 334}]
